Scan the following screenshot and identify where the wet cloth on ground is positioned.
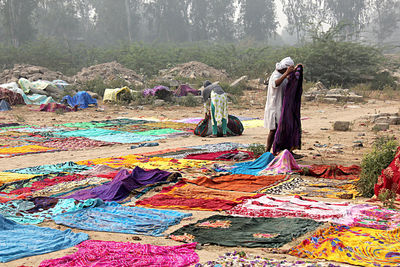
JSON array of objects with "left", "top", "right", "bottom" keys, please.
[
  {"left": 227, "top": 152, "right": 275, "bottom": 175},
  {"left": 5, "top": 161, "right": 91, "bottom": 174},
  {"left": 136, "top": 181, "right": 259, "bottom": 211},
  {"left": 184, "top": 150, "right": 254, "bottom": 161},
  {"left": 289, "top": 224, "right": 400, "bottom": 267},
  {"left": 0, "top": 214, "right": 87, "bottom": 263},
  {"left": 259, "top": 150, "right": 302, "bottom": 175},
  {"left": 307, "top": 164, "right": 361, "bottom": 180},
  {"left": 53, "top": 202, "right": 191, "bottom": 236},
  {"left": 39, "top": 240, "right": 199, "bottom": 267},
  {"left": 39, "top": 136, "right": 115, "bottom": 150},
  {"left": 170, "top": 215, "right": 322, "bottom": 248},
  {"left": 0, "top": 172, "right": 37, "bottom": 186},
  {"left": 0, "top": 144, "right": 60, "bottom": 158}
]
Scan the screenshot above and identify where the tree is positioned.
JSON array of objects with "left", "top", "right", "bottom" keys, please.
[
  {"left": 206, "top": 0, "right": 236, "bottom": 41},
  {"left": 369, "top": 0, "right": 400, "bottom": 44},
  {"left": 189, "top": 0, "right": 211, "bottom": 41}
]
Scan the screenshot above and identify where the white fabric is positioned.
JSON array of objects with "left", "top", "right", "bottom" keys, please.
[
  {"left": 275, "top": 57, "right": 294, "bottom": 71},
  {"left": 263, "top": 70, "right": 287, "bottom": 130}
]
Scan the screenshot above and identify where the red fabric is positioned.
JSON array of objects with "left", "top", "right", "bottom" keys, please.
[
  {"left": 375, "top": 147, "right": 400, "bottom": 197},
  {"left": 0, "top": 87, "right": 25, "bottom": 105},
  {"left": 38, "top": 103, "right": 77, "bottom": 112},
  {"left": 307, "top": 164, "right": 361, "bottom": 180},
  {"left": 184, "top": 150, "right": 254, "bottom": 161}
]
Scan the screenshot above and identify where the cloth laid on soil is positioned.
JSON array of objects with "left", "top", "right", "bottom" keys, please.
[
  {"left": 174, "top": 84, "right": 200, "bottom": 96},
  {"left": 133, "top": 128, "right": 185, "bottom": 136},
  {"left": 0, "top": 87, "right": 25, "bottom": 105},
  {"left": 242, "top": 119, "right": 264, "bottom": 128},
  {"left": 0, "top": 214, "right": 88, "bottom": 263},
  {"left": 174, "top": 117, "right": 203, "bottom": 124},
  {"left": 62, "top": 91, "right": 97, "bottom": 109},
  {"left": 65, "top": 167, "right": 173, "bottom": 202},
  {"left": 170, "top": 215, "right": 322, "bottom": 248},
  {"left": 38, "top": 136, "right": 114, "bottom": 150},
  {"left": 0, "top": 172, "right": 37, "bottom": 186},
  {"left": 143, "top": 121, "right": 195, "bottom": 131},
  {"left": 184, "top": 150, "right": 254, "bottom": 161},
  {"left": 307, "top": 164, "right": 361, "bottom": 180},
  {"left": 0, "top": 197, "right": 103, "bottom": 224},
  {"left": 0, "top": 122, "right": 20, "bottom": 128},
  {"left": 0, "top": 99, "right": 11, "bottom": 111},
  {"left": 56, "top": 128, "right": 120, "bottom": 137},
  {"left": 103, "top": 87, "right": 132, "bottom": 102},
  {"left": 375, "top": 147, "right": 400, "bottom": 198},
  {"left": 227, "top": 195, "right": 353, "bottom": 221},
  {"left": 0, "top": 144, "right": 60, "bottom": 158},
  {"left": 136, "top": 181, "right": 259, "bottom": 211},
  {"left": 53, "top": 202, "right": 191, "bottom": 236},
  {"left": 9, "top": 126, "right": 62, "bottom": 133},
  {"left": 143, "top": 85, "right": 172, "bottom": 98},
  {"left": 185, "top": 174, "right": 291, "bottom": 193},
  {"left": 39, "top": 240, "right": 199, "bottom": 267},
  {"left": 228, "top": 152, "right": 275, "bottom": 175},
  {"left": 259, "top": 149, "right": 301, "bottom": 175},
  {"left": 289, "top": 224, "right": 400, "bottom": 267},
  {"left": 5, "top": 161, "right": 91, "bottom": 174},
  {"left": 38, "top": 103, "right": 77, "bottom": 112},
  {"left": 77, "top": 155, "right": 208, "bottom": 170}
]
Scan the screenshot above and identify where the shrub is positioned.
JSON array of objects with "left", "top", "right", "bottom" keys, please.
[
  {"left": 247, "top": 143, "right": 266, "bottom": 158},
  {"left": 179, "top": 95, "right": 199, "bottom": 107},
  {"left": 356, "top": 136, "right": 398, "bottom": 197}
]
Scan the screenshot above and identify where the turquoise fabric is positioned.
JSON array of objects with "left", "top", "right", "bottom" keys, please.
[
  {"left": 56, "top": 128, "right": 119, "bottom": 137},
  {"left": 54, "top": 202, "right": 191, "bottom": 236},
  {"left": 134, "top": 128, "right": 185, "bottom": 136},
  {"left": 90, "top": 132, "right": 165, "bottom": 143},
  {"left": 211, "top": 103, "right": 227, "bottom": 136},
  {"left": 229, "top": 152, "right": 275, "bottom": 175},
  {"left": 0, "top": 214, "right": 87, "bottom": 263},
  {"left": 5, "top": 161, "right": 91, "bottom": 174}
]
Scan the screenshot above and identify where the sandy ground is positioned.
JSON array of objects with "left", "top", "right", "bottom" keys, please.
[{"left": 1, "top": 91, "right": 399, "bottom": 266}]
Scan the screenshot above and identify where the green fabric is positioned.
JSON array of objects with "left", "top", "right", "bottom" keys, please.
[
  {"left": 170, "top": 215, "right": 322, "bottom": 248},
  {"left": 211, "top": 103, "right": 227, "bottom": 135},
  {"left": 134, "top": 128, "right": 184, "bottom": 136},
  {"left": 59, "top": 122, "right": 113, "bottom": 128},
  {"left": 59, "top": 119, "right": 151, "bottom": 129},
  {"left": 56, "top": 128, "right": 119, "bottom": 138}
]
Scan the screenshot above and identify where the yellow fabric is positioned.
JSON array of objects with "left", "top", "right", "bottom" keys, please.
[
  {"left": 76, "top": 155, "right": 209, "bottom": 170},
  {"left": 289, "top": 225, "right": 400, "bottom": 266},
  {"left": 0, "top": 172, "right": 37, "bottom": 186},
  {"left": 0, "top": 145, "right": 59, "bottom": 157},
  {"left": 103, "top": 87, "right": 132, "bottom": 102},
  {"left": 242, "top": 119, "right": 264, "bottom": 128}
]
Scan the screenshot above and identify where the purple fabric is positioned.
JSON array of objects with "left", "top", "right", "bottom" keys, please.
[
  {"left": 273, "top": 65, "right": 303, "bottom": 154},
  {"left": 64, "top": 167, "right": 171, "bottom": 202},
  {"left": 143, "top": 86, "right": 170, "bottom": 97},
  {"left": 174, "top": 84, "right": 200, "bottom": 97}
]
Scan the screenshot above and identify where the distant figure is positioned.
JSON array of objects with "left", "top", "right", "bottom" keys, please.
[
  {"left": 263, "top": 57, "right": 295, "bottom": 152},
  {"left": 201, "top": 81, "right": 228, "bottom": 138}
]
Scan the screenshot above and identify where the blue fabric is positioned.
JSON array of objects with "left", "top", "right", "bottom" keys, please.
[
  {"left": 53, "top": 202, "right": 191, "bottom": 236},
  {"left": 228, "top": 152, "right": 275, "bottom": 175},
  {"left": 0, "top": 100, "right": 11, "bottom": 111},
  {"left": 62, "top": 91, "right": 97, "bottom": 109},
  {"left": 5, "top": 161, "right": 91, "bottom": 174},
  {"left": 90, "top": 132, "right": 164, "bottom": 143},
  {"left": 0, "top": 214, "right": 88, "bottom": 263}
]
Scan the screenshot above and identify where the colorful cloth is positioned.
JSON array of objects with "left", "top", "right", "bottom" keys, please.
[
  {"left": 174, "top": 84, "right": 200, "bottom": 97},
  {"left": 0, "top": 144, "right": 59, "bottom": 158},
  {"left": 134, "top": 128, "right": 185, "bottom": 136},
  {"left": 0, "top": 87, "right": 25, "bottom": 105},
  {"left": 259, "top": 150, "right": 301, "bottom": 175},
  {"left": 38, "top": 103, "right": 77, "bottom": 112},
  {"left": 184, "top": 150, "right": 253, "bottom": 161},
  {"left": 5, "top": 161, "right": 91, "bottom": 174},
  {"left": 0, "top": 214, "right": 87, "bottom": 263},
  {"left": 39, "top": 137, "right": 114, "bottom": 150},
  {"left": 227, "top": 195, "right": 353, "bottom": 221},
  {"left": 136, "top": 181, "right": 259, "bottom": 211},
  {"left": 39, "top": 240, "right": 199, "bottom": 267},
  {"left": 210, "top": 90, "right": 228, "bottom": 126},
  {"left": 65, "top": 167, "right": 173, "bottom": 202},
  {"left": 375, "top": 147, "right": 400, "bottom": 198},
  {"left": 289, "top": 224, "right": 400, "bottom": 267},
  {"left": 53, "top": 202, "right": 191, "bottom": 236},
  {"left": 228, "top": 152, "right": 275, "bottom": 175},
  {"left": 61, "top": 91, "right": 97, "bottom": 109},
  {"left": 0, "top": 172, "right": 37, "bottom": 186},
  {"left": 307, "top": 164, "right": 361, "bottom": 180},
  {"left": 170, "top": 215, "right": 322, "bottom": 248}
]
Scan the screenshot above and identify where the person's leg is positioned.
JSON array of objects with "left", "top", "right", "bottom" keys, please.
[
  {"left": 211, "top": 103, "right": 218, "bottom": 136},
  {"left": 221, "top": 118, "right": 227, "bottom": 136},
  {"left": 266, "top": 129, "right": 276, "bottom": 152}
]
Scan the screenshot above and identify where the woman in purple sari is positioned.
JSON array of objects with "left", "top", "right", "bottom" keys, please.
[{"left": 273, "top": 64, "right": 303, "bottom": 156}]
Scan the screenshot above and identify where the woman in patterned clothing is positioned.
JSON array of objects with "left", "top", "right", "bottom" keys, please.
[{"left": 201, "top": 80, "right": 228, "bottom": 138}]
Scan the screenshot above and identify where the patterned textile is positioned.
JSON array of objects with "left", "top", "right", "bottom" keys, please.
[
  {"left": 184, "top": 150, "right": 253, "bottom": 161},
  {"left": 90, "top": 132, "right": 164, "bottom": 143},
  {"left": 0, "top": 87, "right": 25, "bottom": 105},
  {"left": 134, "top": 128, "right": 185, "bottom": 136},
  {"left": 0, "top": 198, "right": 103, "bottom": 224},
  {"left": 175, "top": 84, "right": 200, "bottom": 96},
  {"left": 307, "top": 164, "right": 361, "bottom": 180},
  {"left": 259, "top": 150, "right": 301, "bottom": 175},
  {"left": 0, "top": 214, "right": 88, "bottom": 263},
  {"left": 60, "top": 119, "right": 148, "bottom": 129},
  {"left": 39, "top": 240, "right": 199, "bottom": 267},
  {"left": 0, "top": 172, "right": 37, "bottom": 186},
  {"left": 143, "top": 121, "right": 194, "bottom": 131},
  {"left": 170, "top": 215, "right": 322, "bottom": 248},
  {"left": 210, "top": 91, "right": 228, "bottom": 126},
  {"left": 77, "top": 155, "right": 208, "bottom": 170},
  {"left": 375, "top": 147, "right": 400, "bottom": 198},
  {"left": 136, "top": 181, "right": 259, "bottom": 211},
  {"left": 227, "top": 195, "right": 353, "bottom": 221},
  {"left": 5, "top": 161, "right": 91, "bottom": 174},
  {"left": 185, "top": 174, "right": 291, "bottom": 193},
  {"left": 56, "top": 128, "right": 121, "bottom": 137},
  {"left": 228, "top": 152, "right": 275, "bottom": 176},
  {"left": 289, "top": 224, "right": 400, "bottom": 266},
  {"left": 189, "top": 142, "right": 250, "bottom": 151},
  {"left": 53, "top": 202, "right": 191, "bottom": 236},
  {"left": 39, "top": 137, "right": 115, "bottom": 150},
  {"left": 0, "top": 144, "right": 60, "bottom": 158}
]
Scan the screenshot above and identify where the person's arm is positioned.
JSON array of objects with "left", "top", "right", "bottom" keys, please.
[{"left": 275, "top": 66, "right": 294, "bottom": 87}]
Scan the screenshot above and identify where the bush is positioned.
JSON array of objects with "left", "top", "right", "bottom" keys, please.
[
  {"left": 179, "top": 95, "right": 199, "bottom": 107},
  {"left": 356, "top": 136, "right": 398, "bottom": 197},
  {"left": 247, "top": 143, "right": 266, "bottom": 158},
  {"left": 76, "top": 77, "right": 129, "bottom": 98}
]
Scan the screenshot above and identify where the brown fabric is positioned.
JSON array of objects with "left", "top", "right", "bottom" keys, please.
[
  {"left": 0, "top": 87, "right": 25, "bottom": 105},
  {"left": 184, "top": 174, "right": 289, "bottom": 193}
]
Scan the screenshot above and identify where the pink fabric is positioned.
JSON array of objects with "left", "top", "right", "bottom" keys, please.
[
  {"left": 39, "top": 240, "right": 199, "bottom": 267},
  {"left": 259, "top": 149, "right": 301, "bottom": 175}
]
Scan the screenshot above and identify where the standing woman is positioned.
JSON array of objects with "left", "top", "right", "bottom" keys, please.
[{"left": 201, "top": 80, "right": 228, "bottom": 137}]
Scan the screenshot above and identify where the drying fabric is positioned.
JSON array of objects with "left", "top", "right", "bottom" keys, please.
[
  {"left": 24, "top": 93, "right": 55, "bottom": 105},
  {"left": 170, "top": 215, "right": 322, "bottom": 248},
  {"left": 227, "top": 195, "right": 353, "bottom": 221},
  {"left": 136, "top": 181, "right": 258, "bottom": 211},
  {"left": 56, "top": 128, "right": 120, "bottom": 137},
  {"left": 39, "top": 240, "right": 199, "bottom": 267},
  {"left": 133, "top": 128, "right": 185, "bottom": 136},
  {"left": 0, "top": 123, "right": 20, "bottom": 128},
  {"left": 0, "top": 172, "right": 37, "bottom": 186},
  {"left": 189, "top": 142, "right": 250, "bottom": 152},
  {"left": 228, "top": 152, "right": 275, "bottom": 175},
  {"left": 0, "top": 198, "right": 103, "bottom": 224},
  {"left": 53, "top": 202, "right": 191, "bottom": 236},
  {"left": 0, "top": 87, "right": 25, "bottom": 105},
  {"left": 307, "top": 164, "right": 361, "bottom": 180},
  {"left": 137, "top": 121, "right": 194, "bottom": 131},
  {"left": 174, "top": 117, "right": 202, "bottom": 124},
  {"left": 143, "top": 85, "right": 171, "bottom": 97},
  {"left": 0, "top": 144, "right": 59, "bottom": 158},
  {"left": 90, "top": 132, "right": 165, "bottom": 143},
  {"left": 185, "top": 174, "right": 291, "bottom": 193},
  {"left": 10, "top": 126, "right": 62, "bottom": 133},
  {"left": 65, "top": 167, "right": 172, "bottom": 202},
  {"left": 242, "top": 119, "right": 264, "bottom": 128},
  {"left": 61, "top": 91, "right": 97, "bottom": 109},
  {"left": 289, "top": 224, "right": 400, "bottom": 267},
  {"left": 5, "top": 161, "right": 91, "bottom": 174},
  {"left": 38, "top": 103, "right": 77, "bottom": 112},
  {"left": 174, "top": 84, "right": 200, "bottom": 97},
  {"left": 0, "top": 99, "right": 11, "bottom": 111},
  {"left": 273, "top": 65, "right": 303, "bottom": 154},
  {"left": 78, "top": 164, "right": 123, "bottom": 176},
  {"left": 40, "top": 137, "right": 114, "bottom": 150},
  {"left": 77, "top": 155, "right": 208, "bottom": 170},
  {"left": 184, "top": 150, "right": 253, "bottom": 161},
  {"left": 375, "top": 147, "right": 400, "bottom": 198},
  {"left": 259, "top": 149, "right": 301, "bottom": 175},
  {"left": 60, "top": 121, "right": 112, "bottom": 128},
  {"left": 103, "top": 87, "right": 132, "bottom": 102},
  {"left": 0, "top": 214, "right": 88, "bottom": 263}
]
